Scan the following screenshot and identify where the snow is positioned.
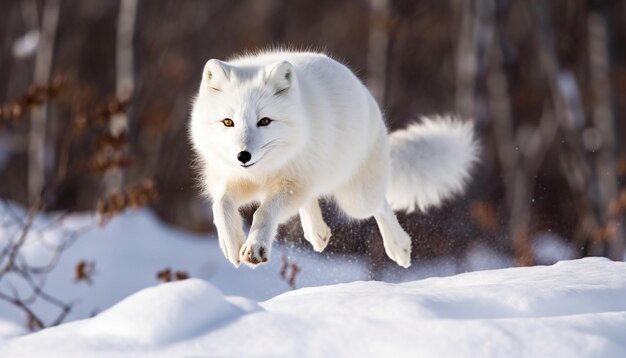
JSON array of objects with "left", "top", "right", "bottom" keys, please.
[
  {"left": 1, "top": 257, "right": 625, "bottom": 357},
  {"left": 0, "top": 320, "right": 24, "bottom": 345},
  {"left": 0, "top": 204, "right": 369, "bottom": 335},
  {"left": 532, "top": 232, "right": 577, "bottom": 264},
  {"left": 2, "top": 204, "right": 626, "bottom": 356},
  {"left": 12, "top": 30, "right": 40, "bottom": 59},
  {"left": 81, "top": 279, "right": 244, "bottom": 345}
]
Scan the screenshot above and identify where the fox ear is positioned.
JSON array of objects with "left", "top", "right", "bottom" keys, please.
[
  {"left": 202, "top": 59, "right": 230, "bottom": 92},
  {"left": 264, "top": 61, "right": 294, "bottom": 94}
]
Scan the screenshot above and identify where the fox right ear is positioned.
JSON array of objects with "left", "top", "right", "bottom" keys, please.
[
  {"left": 264, "top": 61, "right": 294, "bottom": 94},
  {"left": 202, "top": 59, "right": 230, "bottom": 92}
]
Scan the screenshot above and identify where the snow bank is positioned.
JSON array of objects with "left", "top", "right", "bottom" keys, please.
[
  {"left": 81, "top": 279, "right": 252, "bottom": 345},
  {"left": 0, "top": 206, "right": 368, "bottom": 334},
  {"left": 2, "top": 257, "right": 626, "bottom": 357},
  {"left": 0, "top": 320, "right": 24, "bottom": 345}
]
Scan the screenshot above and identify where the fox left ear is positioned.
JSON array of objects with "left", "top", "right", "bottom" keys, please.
[
  {"left": 202, "top": 59, "right": 230, "bottom": 92},
  {"left": 264, "top": 61, "right": 294, "bottom": 94}
]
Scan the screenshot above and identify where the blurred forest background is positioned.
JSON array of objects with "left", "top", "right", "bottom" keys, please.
[{"left": 1, "top": 0, "right": 626, "bottom": 274}]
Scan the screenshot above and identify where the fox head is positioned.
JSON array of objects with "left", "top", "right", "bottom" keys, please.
[{"left": 190, "top": 59, "right": 308, "bottom": 178}]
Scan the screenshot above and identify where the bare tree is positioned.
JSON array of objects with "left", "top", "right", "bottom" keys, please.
[
  {"left": 529, "top": 0, "right": 606, "bottom": 257},
  {"left": 587, "top": 8, "right": 624, "bottom": 259},
  {"left": 479, "top": 0, "right": 558, "bottom": 265},
  {"left": 102, "top": 0, "right": 138, "bottom": 194},
  {"left": 454, "top": 0, "right": 478, "bottom": 119},
  {"left": 116, "top": 0, "right": 138, "bottom": 105},
  {"left": 367, "top": 0, "right": 391, "bottom": 105},
  {"left": 28, "top": 0, "right": 61, "bottom": 204}
]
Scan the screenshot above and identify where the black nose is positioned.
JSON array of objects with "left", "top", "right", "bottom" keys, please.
[{"left": 237, "top": 151, "right": 251, "bottom": 164}]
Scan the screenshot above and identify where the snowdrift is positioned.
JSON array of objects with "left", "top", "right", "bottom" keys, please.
[
  {"left": 0, "top": 208, "right": 369, "bottom": 330},
  {"left": 2, "top": 257, "right": 626, "bottom": 357}
]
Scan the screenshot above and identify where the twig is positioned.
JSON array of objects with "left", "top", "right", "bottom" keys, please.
[{"left": 0, "top": 198, "right": 42, "bottom": 276}]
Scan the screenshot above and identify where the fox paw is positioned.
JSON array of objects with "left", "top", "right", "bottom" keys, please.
[
  {"left": 303, "top": 224, "right": 332, "bottom": 253},
  {"left": 217, "top": 235, "right": 244, "bottom": 268},
  {"left": 383, "top": 233, "right": 412, "bottom": 268},
  {"left": 240, "top": 241, "right": 270, "bottom": 268}
]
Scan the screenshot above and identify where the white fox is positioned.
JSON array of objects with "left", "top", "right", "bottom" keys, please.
[{"left": 189, "top": 50, "right": 479, "bottom": 268}]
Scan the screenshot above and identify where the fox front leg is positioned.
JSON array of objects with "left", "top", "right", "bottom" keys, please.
[
  {"left": 299, "top": 199, "right": 331, "bottom": 252},
  {"left": 240, "top": 188, "right": 304, "bottom": 267},
  {"left": 212, "top": 196, "right": 245, "bottom": 267}
]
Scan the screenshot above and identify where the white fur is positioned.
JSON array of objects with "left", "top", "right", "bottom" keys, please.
[
  {"left": 189, "top": 50, "right": 478, "bottom": 269},
  {"left": 387, "top": 116, "right": 479, "bottom": 212}
]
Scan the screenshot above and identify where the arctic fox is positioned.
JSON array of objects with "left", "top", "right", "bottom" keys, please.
[{"left": 190, "top": 50, "right": 478, "bottom": 268}]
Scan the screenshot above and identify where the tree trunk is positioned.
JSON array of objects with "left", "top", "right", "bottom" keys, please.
[
  {"left": 587, "top": 10, "right": 624, "bottom": 259},
  {"left": 367, "top": 0, "right": 390, "bottom": 106},
  {"left": 28, "top": 0, "right": 61, "bottom": 204},
  {"left": 103, "top": 0, "right": 138, "bottom": 194}
]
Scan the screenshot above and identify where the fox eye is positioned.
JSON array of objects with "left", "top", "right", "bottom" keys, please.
[
  {"left": 257, "top": 117, "right": 272, "bottom": 127},
  {"left": 222, "top": 118, "right": 234, "bottom": 127}
]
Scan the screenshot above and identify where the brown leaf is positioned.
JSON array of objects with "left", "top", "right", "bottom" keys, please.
[
  {"left": 470, "top": 200, "right": 500, "bottom": 232},
  {"left": 75, "top": 260, "right": 96, "bottom": 284},
  {"left": 174, "top": 271, "right": 189, "bottom": 280},
  {"left": 156, "top": 268, "right": 172, "bottom": 282}
]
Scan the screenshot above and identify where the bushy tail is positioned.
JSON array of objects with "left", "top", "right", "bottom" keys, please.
[{"left": 386, "top": 115, "right": 479, "bottom": 212}]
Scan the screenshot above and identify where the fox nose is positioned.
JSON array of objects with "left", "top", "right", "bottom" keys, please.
[{"left": 237, "top": 151, "right": 252, "bottom": 164}]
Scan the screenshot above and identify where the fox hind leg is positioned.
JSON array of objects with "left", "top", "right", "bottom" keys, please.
[
  {"left": 336, "top": 183, "right": 412, "bottom": 267},
  {"left": 373, "top": 202, "right": 412, "bottom": 268},
  {"left": 333, "top": 132, "right": 412, "bottom": 267},
  {"left": 336, "top": 187, "right": 412, "bottom": 268},
  {"left": 299, "top": 199, "right": 332, "bottom": 252}
]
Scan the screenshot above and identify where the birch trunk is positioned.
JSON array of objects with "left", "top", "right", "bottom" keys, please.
[
  {"left": 366, "top": 0, "right": 390, "bottom": 106},
  {"left": 104, "top": 0, "right": 138, "bottom": 193},
  {"left": 28, "top": 0, "right": 60, "bottom": 204}
]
